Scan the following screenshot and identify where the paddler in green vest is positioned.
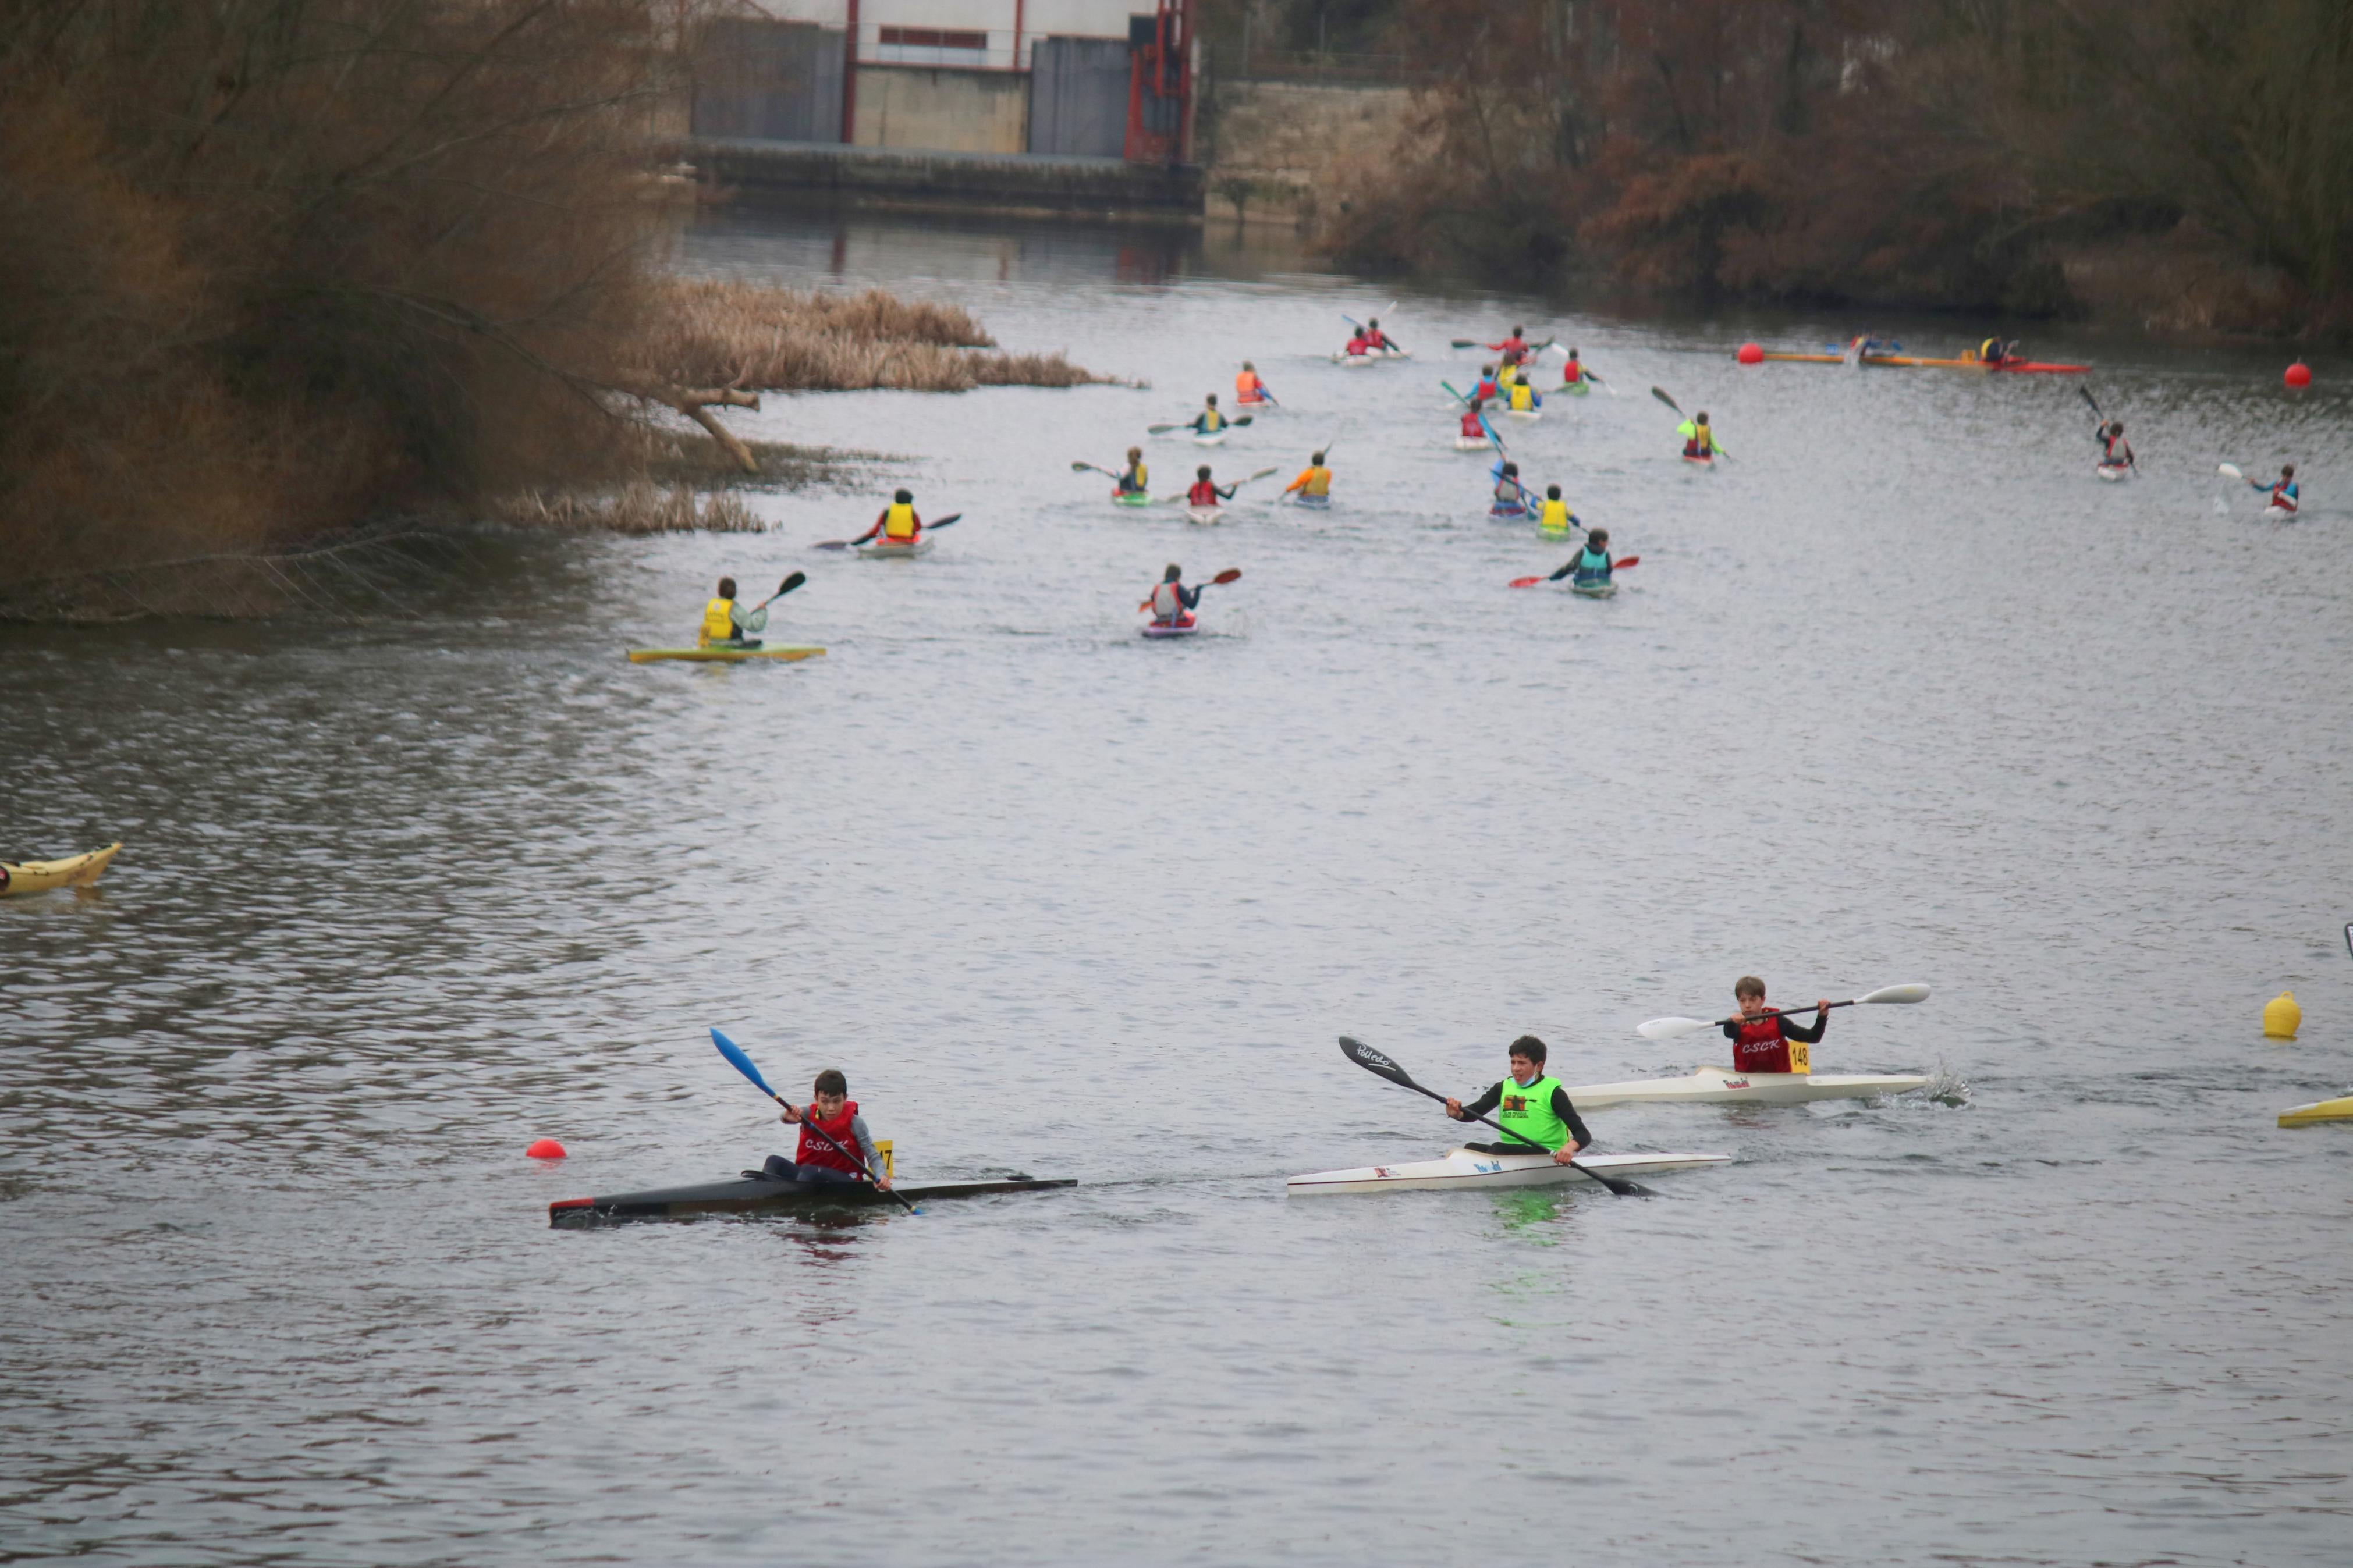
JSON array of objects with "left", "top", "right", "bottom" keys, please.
[
  {"left": 1678, "top": 412, "right": 1716, "bottom": 459},
  {"left": 698, "top": 576, "right": 747, "bottom": 648},
  {"left": 1445, "top": 1036, "right": 1593, "bottom": 1162}
]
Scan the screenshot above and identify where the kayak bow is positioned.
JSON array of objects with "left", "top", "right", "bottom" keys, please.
[
  {"left": 1, "top": 841, "right": 120, "bottom": 895},
  {"left": 1560, "top": 1065, "right": 1928, "bottom": 1108},
  {"left": 1287, "top": 1146, "right": 1729, "bottom": 1196}
]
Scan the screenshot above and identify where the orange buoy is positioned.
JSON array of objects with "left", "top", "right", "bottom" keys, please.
[
  {"left": 1737, "top": 342, "right": 1764, "bottom": 365},
  {"left": 2285, "top": 361, "right": 2312, "bottom": 389},
  {"left": 526, "top": 1138, "right": 567, "bottom": 1160}
]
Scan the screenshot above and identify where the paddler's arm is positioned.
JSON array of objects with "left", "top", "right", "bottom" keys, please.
[
  {"left": 1780, "top": 1003, "right": 1830, "bottom": 1045},
  {"left": 846, "top": 1113, "right": 891, "bottom": 1190},
  {"left": 1548, "top": 1086, "right": 1593, "bottom": 1164},
  {"left": 1444, "top": 1083, "right": 1504, "bottom": 1121}
]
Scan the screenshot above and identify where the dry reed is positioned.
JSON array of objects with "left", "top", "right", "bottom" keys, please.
[{"left": 494, "top": 484, "right": 762, "bottom": 535}]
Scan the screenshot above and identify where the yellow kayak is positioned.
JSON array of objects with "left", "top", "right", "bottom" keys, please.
[
  {"left": 627, "top": 645, "right": 826, "bottom": 665},
  {"left": 2279, "top": 1096, "right": 2353, "bottom": 1128},
  {"left": 1, "top": 841, "right": 121, "bottom": 895}
]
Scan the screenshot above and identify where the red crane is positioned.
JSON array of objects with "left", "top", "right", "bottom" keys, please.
[{"left": 1124, "top": 0, "right": 1190, "bottom": 164}]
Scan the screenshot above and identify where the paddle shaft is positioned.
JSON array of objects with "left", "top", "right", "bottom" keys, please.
[{"left": 1343, "top": 1046, "right": 1644, "bottom": 1196}]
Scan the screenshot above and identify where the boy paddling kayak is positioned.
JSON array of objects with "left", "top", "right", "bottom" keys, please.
[
  {"left": 848, "top": 488, "right": 925, "bottom": 548},
  {"left": 1724, "top": 977, "right": 1830, "bottom": 1074},
  {"left": 1283, "top": 450, "right": 1334, "bottom": 502},
  {"left": 761, "top": 1068, "right": 893, "bottom": 1191},
  {"left": 1443, "top": 1036, "right": 1594, "bottom": 1162}
]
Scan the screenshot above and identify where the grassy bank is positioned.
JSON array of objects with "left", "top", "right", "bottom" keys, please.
[{"left": 0, "top": 2, "right": 1106, "bottom": 623}]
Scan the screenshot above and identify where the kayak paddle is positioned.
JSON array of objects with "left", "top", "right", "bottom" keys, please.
[
  {"left": 1336, "top": 1036, "right": 1653, "bottom": 1197},
  {"left": 2217, "top": 462, "right": 2245, "bottom": 481},
  {"left": 1509, "top": 556, "right": 1639, "bottom": 588},
  {"left": 1071, "top": 460, "right": 1121, "bottom": 478},
  {"left": 1147, "top": 416, "right": 1255, "bottom": 435},
  {"left": 1651, "top": 386, "right": 1731, "bottom": 460},
  {"left": 710, "top": 1028, "right": 917, "bottom": 1213},
  {"left": 1635, "top": 983, "right": 1931, "bottom": 1041},
  {"left": 2078, "top": 385, "right": 2106, "bottom": 423},
  {"left": 813, "top": 513, "right": 961, "bottom": 551},
  {"left": 753, "top": 572, "right": 805, "bottom": 609}
]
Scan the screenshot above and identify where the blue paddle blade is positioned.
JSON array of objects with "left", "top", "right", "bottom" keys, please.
[{"left": 710, "top": 1029, "right": 776, "bottom": 1099}]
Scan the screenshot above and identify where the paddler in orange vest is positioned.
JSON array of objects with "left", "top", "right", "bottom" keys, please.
[
  {"left": 1283, "top": 449, "right": 1333, "bottom": 502},
  {"left": 761, "top": 1067, "right": 892, "bottom": 1190},
  {"left": 697, "top": 576, "right": 747, "bottom": 648},
  {"left": 1235, "top": 362, "right": 1276, "bottom": 407},
  {"left": 1722, "top": 977, "right": 1830, "bottom": 1075},
  {"left": 850, "top": 488, "right": 923, "bottom": 547}
]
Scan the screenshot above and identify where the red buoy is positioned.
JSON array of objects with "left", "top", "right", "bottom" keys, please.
[
  {"left": 1737, "top": 342, "right": 1765, "bottom": 365},
  {"left": 2285, "top": 361, "right": 2312, "bottom": 389},
  {"left": 526, "top": 1138, "right": 567, "bottom": 1160}
]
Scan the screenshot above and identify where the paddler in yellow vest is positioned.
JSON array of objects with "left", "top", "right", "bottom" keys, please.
[
  {"left": 698, "top": 576, "right": 746, "bottom": 648},
  {"left": 1187, "top": 394, "right": 1226, "bottom": 436},
  {"left": 1507, "top": 372, "right": 1542, "bottom": 414},
  {"left": 1444, "top": 1036, "right": 1593, "bottom": 1162},
  {"left": 1678, "top": 411, "right": 1716, "bottom": 458},
  {"left": 1117, "top": 446, "right": 1149, "bottom": 498},
  {"left": 850, "top": 488, "right": 923, "bottom": 547},
  {"left": 1537, "top": 483, "right": 1579, "bottom": 536},
  {"left": 1282, "top": 449, "right": 1333, "bottom": 502}
]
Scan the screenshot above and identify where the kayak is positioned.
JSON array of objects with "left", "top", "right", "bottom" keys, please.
[
  {"left": 1505, "top": 407, "right": 1542, "bottom": 421},
  {"left": 2264, "top": 504, "right": 2298, "bottom": 521},
  {"left": 1, "top": 841, "right": 120, "bottom": 896},
  {"left": 1559, "top": 379, "right": 1590, "bottom": 396},
  {"left": 1235, "top": 399, "right": 1273, "bottom": 411},
  {"left": 1682, "top": 453, "right": 1715, "bottom": 468},
  {"left": 2279, "top": 1095, "right": 2353, "bottom": 1128},
  {"left": 1488, "top": 503, "right": 1529, "bottom": 521},
  {"left": 1141, "top": 617, "right": 1199, "bottom": 639},
  {"left": 1747, "top": 349, "right": 2088, "bottom": 374},
  {"left": 1287, "top": 1145, "right": 1729, "bottom": 1196},
  {"left": 1191, "top": 430, "right": 1228, "bottom": 447},
  {"left": 1453, "top": 435, "right": 1494, "bottom": 451},
  {"left": 2096, "top": 464, "right": 2132, "bottom": 482},
  {"left": 1336, "top": 353, "right": 1375, "bottom": 368},
  {"left": 1111, "top": 491, "right": 1154, "bottom": 508},
  {"left": 863, "top": 537, "right": 934, "bottom": 558},
  {"left": 550, "top": 1174, "right": 1075, "bottom": 1228},
  {"left": 1186, "top": 506, "right": 1223, "bottom": 526},
  {"left": 1569, "top": 579, "right": 1617, "bottom": 599},
  {"left": 1560, "top": 1065, "right": 1929, "bottom": 1108},
  {"left": 629, "top": 645, "right": 826, "bottom": 665},
  {"left": 1287, "top": 493, "right": 1331, "bottom": 509}
]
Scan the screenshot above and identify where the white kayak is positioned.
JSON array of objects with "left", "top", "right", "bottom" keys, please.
[
  {"left": 861, "top": 537, "right": 934, "bottom": 559},
  {"left": 1453, "top": 435, "right": 1495, "bottom": 451},
  {"left": 1336, "top": 353, "right": 1376, "bottom": 368},
  {"left": 1569, "top": 579, "right": 1617, "bottom": 599},
  {"left": 1505, "top": 407, "right": 1542, "bottom": 421},
  {"left": 1288, "top": 1145, "right": 1729, "bottom": 1196},
  {"left": 1287, "top": 493, "right": 1331, "bottom": 509},
  {"left": 1185, "top": 506, "right": 1223, "bottom": 526},
  {"left": 1560, "top": 1064, "right": 1929, "bottom": 1108},
  {"left": 2264, "top": 504, "right": 2298, "bottom": 521},
  {"left": 2096, "top": 463, "right": 2132, "bottom": 482},
  {"left": 1191, "top": 430, "right": 1229, "bottom": 447}
]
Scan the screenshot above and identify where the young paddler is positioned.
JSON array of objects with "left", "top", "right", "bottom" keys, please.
[
  {"left": 1145, "top": 563, "right": 1204, "bottom": 628},
  {"left": 1474, "top": 364, "right": 1502, "bottom": 402},
  {"left": 1723, "top": 977, "right": 1830, "bottom": 1074},
  {"left": 1116, "top": 446, "right": 1149, "bottom": 498},
  {"left": 1490, "top": 458, "right": 1530, "bottom": 513},
  {"left": 762, "top": 1068, "right": 893, "bottom": 1190},
  {"left": 850, "top": 488, "right": 924, "bottom": 546},
  {"left": 698, "top": 577, "right": 748, "bottom": 648},
  {"left": 1188, "top": 394, "right": 1227, "bottom": 436},
  {"left": 1458, "top": 399, "right": 1492, "bottom": 443},
  {"left": 1678, "top": 411, "right": 1718, "bottom": 459},
  {"left": 2253, "top": 463, "right": 2298, "bottom": 512},
  {"left": 1538, "top": 485, "right": 1580, "bottom": 537},
  {"left": 1566, "top": 527, "right": 1613, "bottom": 586},
  {"left": 1560, "top": 347, "right": 1594, "bottom": 389},
  {"left": 2098, "top": 420, "right": 2135, "bottom": 471},
  {"left": 1443, "top": 1036, "right": 1593, "bottom": 1163},
  {"left": 1235, "top": 362, "right": 1275, "bottom": 406},
  {"left": 1187, "top": 464, "right": 1237, "bottom": 512},
  {"left": 1283, "top": 449, "right": 1333, "bottom": 502}
]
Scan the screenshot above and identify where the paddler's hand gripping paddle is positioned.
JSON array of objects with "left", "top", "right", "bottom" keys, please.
[
  {"left": 1635, "top": 983, "right": 1930, "bottom": 1041},
  {"left": 1336, "top": 1037, "right": 1653, "bottom": 1197},
  {"left": 710, "top": 1029, "right": 918, "bottom": 1213}
]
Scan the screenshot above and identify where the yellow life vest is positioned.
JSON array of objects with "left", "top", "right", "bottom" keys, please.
[
  {"left": 1539, "top": 498, "right": 1572, "bottom": 532},
  {"left": 1201, "top": 407, "right": 1223, "bottom": 432},
  {"left": 883, "top": 502, "right": 917, "bottom": 540},
  {"left": 699, "top": 596, "right": 737, "bottom": 647},
  {"left": 1297, "top": 465, "right": 1331, "bottom": 497},
  {"left": 1510, "top": 382, "right": 1534, "bottom": 411}
]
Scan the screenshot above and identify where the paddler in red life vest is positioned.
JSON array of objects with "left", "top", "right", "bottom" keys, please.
[
  {"left": 1560, "top": 347, "right": 1590, "bottom": 388},
  {"left": 2098, "top": 420, "right": 2134, "bottom": 470},
  {"left": 1187, "top": 465, "right": 1236, "bottom": 511},
  {"left": 1485, "top": 324, "right": 1529, "bottom": 358},
  {"left": 1147, "top": 563, "right": 1203, "bottom": 628},
  {"left": 1459, "top": 399, "right": 1491, "bottom": 442},
  {"left": 1235, "top": 362, "right": 1274, "bottom": 406},
  {"left": 1443, "top": 1036, "right": 1593, "bottom": 1162},
  {"left": 1343, "top": 328, "right": 1374, "bottom": 358},
  {"left": 761, "top": 1068, "right": 892, "bottom": 1190},
  {"left": 2253, "top": 463, "right": 2298, "bottom": 511},
  {"left": 1474, "top": 364, "right": 1502, "bottom": 402},
  {"left": 1364, "top": 317, "right": 1399, "bottom": 353},
  {"left": 850, "top": 488, "right": 922, "bottom": 547},
  {"left": 698, "top": 576, "right": 746, "bottom": 648},
  {"left": 1723, "top": 977, "right": 1830, "bottom": 1075}
]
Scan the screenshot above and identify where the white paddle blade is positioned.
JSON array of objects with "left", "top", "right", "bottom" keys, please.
[
  {"left": 1637, "top": 1015, "right": 1713, "bottom": 1040},
  {"left": 1858, "top": 983, "right": 1930, "bottom": 1005},
  {"left": 2216, "top": 463, "right": 2243, "bottom": 480}
]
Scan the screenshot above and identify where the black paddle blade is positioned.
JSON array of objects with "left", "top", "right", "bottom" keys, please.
[
  {"left": 778, "top": 571, "right": 805, "bottom": 595},
  {"left": 1339, "top": 1036, "right": 1419, "bottom": 1091},
  {"left": 1650, "top": 386, "right": 1682, "bottom": 414},
  {"left": 1572, "top": 1162, "right": 1656, "bottom": 1197}
]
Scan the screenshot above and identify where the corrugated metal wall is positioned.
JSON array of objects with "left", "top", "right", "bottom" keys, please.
[
  {"left": 1026, "top": 37, "right": 1130, "bottom": 157},
  {"left": 692, "top": 19, "right": 846, "bottom": 144}
]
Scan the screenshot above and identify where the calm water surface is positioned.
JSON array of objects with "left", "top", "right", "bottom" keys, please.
[{"left": 5, "top": 211, "right": 2351, "bottom": 1567}]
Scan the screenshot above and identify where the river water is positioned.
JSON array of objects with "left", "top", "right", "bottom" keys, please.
[{"left": 5, "top": 209, "right": 2351, "bottom": 1567}]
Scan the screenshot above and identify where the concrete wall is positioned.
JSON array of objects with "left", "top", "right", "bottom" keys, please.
[
  {"left": 853, "top": 64, "right": 1029, "bottom": 153},
  {"left": 1197, "top": 80, "right": 1416, "bottom": 226}
]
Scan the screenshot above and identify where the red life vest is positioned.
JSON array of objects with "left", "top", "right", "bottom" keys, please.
[
  {"left": 1561, "top": 360, "right": 1584, "bottom": 385},
  {"left": 795, "top": 1099, "right": 866, "bottom": 1175},
  {"left": 1188, "top": 479, "right": 1219, "bottom": 505},
  {"left": 1731, "top": 1016, "right": 1792, "bottom": 1074},
  {"left": 1345, "top": 337, "right": 1371, "bottom": 356},
  {"left": 1460, "top": 410, "right": 1485, "bottom": 437}
]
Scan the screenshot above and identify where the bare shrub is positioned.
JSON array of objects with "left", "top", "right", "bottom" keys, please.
[{"left": 494, "top": 484, "right": 763, "bottom": 535}]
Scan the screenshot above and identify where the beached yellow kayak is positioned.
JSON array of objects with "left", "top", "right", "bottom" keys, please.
[
  {"left": 1, "top": 841, "right": 121, "bottom": 895},
  {"left": 627, "top": 645, "right": 826, "bottom": 665},
  {"left": 2278, "top": 1096, "right": 2353, "bottom": 1128}
]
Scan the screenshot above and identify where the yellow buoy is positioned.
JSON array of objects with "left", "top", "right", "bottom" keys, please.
[{"left": 2262, "top": 991, "right": 2301, "bottom": 1040}]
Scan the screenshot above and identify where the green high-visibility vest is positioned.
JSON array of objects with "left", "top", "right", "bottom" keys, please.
[{"left": 1495, "top": 1073, "right": 1569, "bottom": 1151}]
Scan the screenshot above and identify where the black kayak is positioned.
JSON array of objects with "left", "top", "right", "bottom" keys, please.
[{"left": 549, "top": 1174, "right": 1076, "bottom": 1228}]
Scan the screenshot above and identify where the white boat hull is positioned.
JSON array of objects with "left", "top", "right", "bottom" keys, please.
[
  {"left": 1185, "top": 506, "right": 1223, "bottom": 526},
  {"left": 1287, "top": 1146, "right": 1730, "bottom": 1196},
  {"left": 2263, "top": 504, "right": 2297, "bottom": 521},
  {"left": 1191, "top": 431, "right": 1228, "bottom": 447},
  {"left": 2096, "top": 464, "right": 2132, "bottom": 482},
  {"left": 1453, "top": 435, "right": 1493, "bottom": 451},
  {"left": 1561, "top": 1065, "right": 1929, "bottom": 1108},
  {"left": 1505, "top": 407, "right": 1541, "bottom": 421},
  {"left": 862, "top": 538, "right": 934, "bottom": 559}
]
